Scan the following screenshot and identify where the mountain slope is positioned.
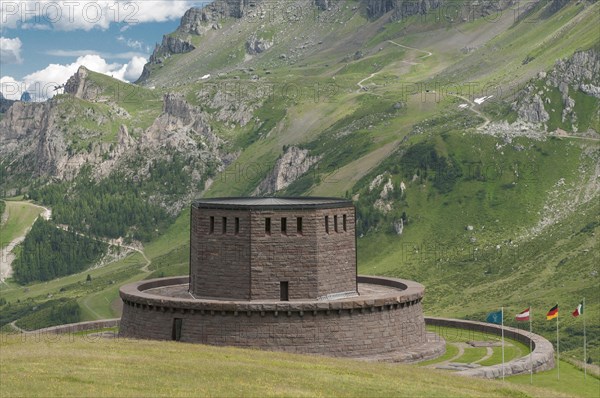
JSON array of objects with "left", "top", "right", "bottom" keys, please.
[{"left": 0, "top": 0, "right": 598, "bottom": 364}]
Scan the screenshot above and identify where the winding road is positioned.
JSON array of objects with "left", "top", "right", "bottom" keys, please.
[
  {"left": 1, "top": 201, "right": 151, "bottom": 286},
  {"left": 355, "top": 40, "right": 433, "bottom": 93},
  {"left": 448, "top": 93, "right": 492, "bottom": 130}
]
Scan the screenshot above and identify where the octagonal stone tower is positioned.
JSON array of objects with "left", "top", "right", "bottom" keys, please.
[
  {"left": 119, "top": 197, "right": 439, "bottom": 361},
  {"left": 189, "top": 197, "right": 357, "bottom": 301}
]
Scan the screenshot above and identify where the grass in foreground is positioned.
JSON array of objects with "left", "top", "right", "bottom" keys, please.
[
  {"left": 507, "top": 360, "right": 600, "bottom": 398},
  {"left": 0, "top": 335, "right": 574, "bottom": 398}
]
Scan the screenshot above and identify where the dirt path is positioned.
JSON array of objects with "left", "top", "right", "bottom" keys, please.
[
  {"left": 387, "top": 40, "right": 433, "bottom": 60},
  {"left": 355, "top": 40, "right": 432, "bottom": 94},
  {"left": 1, "top": 201, "right": 151, "bottom": 285},
  {"left": 424, "top": 342, "right": 464, "bottom": 368},
  {"left": 474, "top": 347, "right": 494, "bottom": 364},
  {"left": 448, "top": 93, "right": 491, "bottom": 130},
  {"left": 9, "top": 320, "right": 25, "bottom": 333},
  {"left": 356, "top": 72, "right": 380, "bottom": 93}
]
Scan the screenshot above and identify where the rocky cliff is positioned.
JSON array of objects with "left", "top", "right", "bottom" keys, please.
[
  {"left": 0, "top": 93, "right": 15, "bottom": 113},
  {"left": 254, "top": 146, "right": 320, "bottom": 195},
  {"left": 140, "top": 0, "right": 263, "bottom": 82},
  {"left": 0, "top": 69, "right": 231, "bottom": 203},
  {"left": 513, "top": 48, "right": 600, "bottom": 131}
]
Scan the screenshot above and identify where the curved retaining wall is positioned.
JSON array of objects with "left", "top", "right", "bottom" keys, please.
[
  {"left": 9, "top": 319, "right": 120, "bottom": 337},
  {"left": 425, "top": 317, "right": 555, "bottom": 378},
  {"left": 119, "top": 276, "right": 428, "bottom": 358}
]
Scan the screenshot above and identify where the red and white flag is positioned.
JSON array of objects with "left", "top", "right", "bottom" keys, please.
[{"left": 516, "top": 307, "right": 530, "bottom": 322}]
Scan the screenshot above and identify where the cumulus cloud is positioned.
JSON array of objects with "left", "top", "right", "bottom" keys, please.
[
  {"left": 122, "top": 56, "right": 146, "bottom": 81},
  {"left": 45, "top": 49, "right": 146, "bottom": 59},
  {"left": 1, "top": 1, "right": 197, "bottom": 31},
  {"left": 0, "top": 37, "right": 23, "bottom": 64},
  {"left": 117, "top": 35, "right": 144, "bottom": 51},
  {"left": 0, "top": 76, "right": 23, "bottom": 100},
  {"left": 0, "top": 53, "right": 147, "bottom": 101}
]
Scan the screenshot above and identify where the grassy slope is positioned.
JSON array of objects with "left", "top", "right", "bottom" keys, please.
[
  {"left": 0, "top": 335, "right": 575, "bottom": 398},
  {"left": 0, "top": 6, "right": 598, "bottom": 396},
  {"left": 0, "top": 201, "right": 44, "bottom": 249}
]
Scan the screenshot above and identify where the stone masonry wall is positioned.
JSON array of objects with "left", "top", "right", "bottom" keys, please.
[
  {"left": 190, "top": 206, "right": 252, "bottom": 299},
  {"left": 250, "top": 209, "right": 319, "bottom": 300},
  {"left": 315, "top": 207, "right": 357, "bottom": 298},
  {"left": 120, "top": 297, "right": 425, "bottom": 358},
  {"left": 190, "top": 204, "right": 357, "bottom": 301},
  {"left": 119, "top": 276, "right": 427, "bottom": 357}
]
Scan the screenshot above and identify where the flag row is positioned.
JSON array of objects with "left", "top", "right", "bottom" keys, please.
[{"left": 486, "top": 302, "right": 584, "bottom": 324}]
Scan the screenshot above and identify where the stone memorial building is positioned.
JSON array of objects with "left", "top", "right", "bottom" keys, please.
[{"left": 119, "top": 197, "right": 438, "bottom": 360}]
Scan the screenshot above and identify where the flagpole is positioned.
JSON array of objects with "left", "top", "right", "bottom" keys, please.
[
  {"left": 501, "top": 306, "right": 505, "bottom": 381},
  {"left": 529, "top": 306, "right": 533, "bottom": 384},
  {"left": 556, "top": 304, "right": 560, "bottom": 380},
  {"left": 583, "top": 297, "right": 587, "bottom": 380}
]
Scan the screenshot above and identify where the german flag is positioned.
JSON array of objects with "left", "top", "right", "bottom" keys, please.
[{"left": 546, "top": 304, "right": 558, "bottom": 320}]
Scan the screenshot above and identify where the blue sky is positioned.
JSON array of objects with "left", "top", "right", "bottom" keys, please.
[{"left": 1, "top": 1, "right": 207, "bottom": 100}]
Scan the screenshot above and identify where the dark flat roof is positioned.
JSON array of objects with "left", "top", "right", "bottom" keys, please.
[{"left": 192, "top": 197, "right": 353, "bottom": 210}]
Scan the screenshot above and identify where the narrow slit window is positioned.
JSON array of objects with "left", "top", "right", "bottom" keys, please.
[
  {"left": 280, "top": 281, "right": 289, "bottom": 301},
  {"left": 222, "top": 217, "right": 227, "bottom": 234},
  {"left": 235, "top": 217, "right": 240, "bottom": 234},
  {"left": 334, "top": 215, "right": 338, "bottom": 233},
  {"left": 281, "top": 217, "right": 287, "bottom": 234},
  {"left": 297, "top": 217, "right": 303, "bottom": 234},
  {"left": 172, "top": 318, "right": 183, "bottom": 341},
  {"left": 209, "top": 216, "right": 214, "bottom": 234},
  {"left": 325, "top": 216, "right": 329, "bottom": 234},
  {"left": 343, "top": 214, "right": 347, "bottom": 232},
  {"left": 265, "top": 217, "right": 271, "bottom": 235}
]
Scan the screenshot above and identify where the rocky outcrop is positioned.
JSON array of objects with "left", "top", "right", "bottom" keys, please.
[
  {"left": 142, "top": 1, "right": 261, "bottom": 79},
  {"left": 365, "top": 0, "right": 442, "bottom": 19},
  {"left": 254, "top": 146, "right": 320, "bottom": 195},
  {"left": 315, "top": 0, "right": 330, "bottom": 10},
  {"left": 364, "top": 0, "right": 512, "bottom": 20},
  {"left": 513, "top": 48, "right": 599, "bottom": 128},
  {"left": 64, "top": 66, "right": 100, "bottom": 101},
  {"left": 245, "top": 34, "right": 273, "bottom": 55},
  {"left": 179, "top": 7, "right": 219, "bottom": 35},
  {"left": 0, "top": 92, "right": 16, "bottom": 113},
  {"left": 0, "top": 95, "right": 138, "bottom": 182},
  {"left": 144, "top": 93, "right": 218, "bottom": 149},
  {"left": 393, "top": 219, "right": 404, "bottom": 235},
  {"left": 516, "top": 93, "right": 550, "bottom": 123},
  {"left": 546, "top": 49, "right": 600, "bottom": 98}
]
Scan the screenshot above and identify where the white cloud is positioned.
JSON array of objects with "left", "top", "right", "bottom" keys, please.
[
  {"left": 117, "top": 35, "right": 144, "bottom": 51},
  {"left": 0, "top": 76, "right": 23, "bottom": 100},
  {"left": 0, "top": 53, "right": 147, "bottom": 101},
  {"left": 122, "top": 56, "right": 146, "bottom": 81},
  {"left": 0, "top": 37, "right": 23, "bottom": 64},
  {"left": 21, "top": 22, "right": 52, "bottom": 30},
  {"left": 1, "top": 1, "right": 198, "bottom": 31},
  {"left": 45, "top": 49, "right": 146, "bottom": 59}
]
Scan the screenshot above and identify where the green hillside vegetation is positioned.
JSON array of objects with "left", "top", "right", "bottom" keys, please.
[
  {"left": 28, "top": 163, "right": 182, "bottom": 242},
  {"left": 0, "top": 334, "right": 580, "bottom": 398},
  {"left": 0, "top": 200, "right": 44, "bottom": 248},
  {"left": 13, "top": 219, "right": 107, "bottom": 283},
  {"left": 0, "top": 3, "right": 598, "bottom": 392}
]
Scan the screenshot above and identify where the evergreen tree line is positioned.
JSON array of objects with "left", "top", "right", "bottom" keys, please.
[
  {"left": 27, "top": 156, "right": 196, "bottom": 242},
  {"left": 0, "top": 200, "right": 5, "bottom": 220},
  {"left": 13, "top": 219, "right": 107, "bottom": 284}
]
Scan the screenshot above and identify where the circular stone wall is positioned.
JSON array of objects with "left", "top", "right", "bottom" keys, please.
[{"left": 119, "top": 275, "right": 430, "bottom": 358}]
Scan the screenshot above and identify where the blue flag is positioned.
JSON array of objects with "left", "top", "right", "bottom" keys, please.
[{"left": 486, "top": 310, "right": 503, "bottom": 325}]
